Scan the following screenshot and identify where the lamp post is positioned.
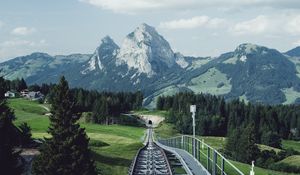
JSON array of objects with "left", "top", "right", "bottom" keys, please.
[
  {"left": 250, "top": 161, "right": 255, "bottom": 175},
  {"left": 190, "top": 105, "right": 196, "bottom": 157}
]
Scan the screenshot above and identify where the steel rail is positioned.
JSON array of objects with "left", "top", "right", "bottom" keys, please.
[{"left": 129, "top": 128, "right": 173, "bottom": 175}]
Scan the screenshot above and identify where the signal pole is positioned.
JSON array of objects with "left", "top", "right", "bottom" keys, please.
[{"left": 190, "top": 105, "right": 196, "bottom": 157}]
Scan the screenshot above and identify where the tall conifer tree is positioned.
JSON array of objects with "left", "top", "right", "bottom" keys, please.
[
  {"left": 33, "top": 76, "right": 96, "bottom": 175},
  {"left": 0, "top": 76, "right": 23, "bottom": 175}
]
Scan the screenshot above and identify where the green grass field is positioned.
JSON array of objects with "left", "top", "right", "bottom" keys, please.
[
  {"left": 278, "top": 155, "right": 300, "bottom": 167},
  {"left": 8, "top": 98, "right": 145, "bottom": 175},
  {"left": 155, "top": 122, "right": 180, "bottom": 138},
  {"left": 282, "top": 140, "right": 300, "bottom": 152},
  {"left": 133, "top": 109, "right": 169, "bottom": 117},
  {"left": 187, "top": 67, "right": 232, "bottom": 95}
]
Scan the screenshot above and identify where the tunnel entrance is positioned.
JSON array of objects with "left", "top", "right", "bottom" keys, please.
[{"left": 148, "top": 120, "right": 153, "bottom": 125}]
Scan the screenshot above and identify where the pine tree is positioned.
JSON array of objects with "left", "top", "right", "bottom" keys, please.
[
  {"left": 225, "top": 128, "right": 241, "bottom": 159},
  {"left": 0, "top": 76, "right": 23, "bottom": 175},
  {"left": 19, "top": 78, "right": 27, "bottom": 91},
  {"left": 156, "top": 96, "right": 164, "bottom": 110},
  {"left": 239, "top": 124, "right": 260, "bottom": 163},
  {"left": 19, "top": 122, "right": 32, "bottom": 147},
  {"left": 32, "top": 76, "right": 96, "bottom": 175}
]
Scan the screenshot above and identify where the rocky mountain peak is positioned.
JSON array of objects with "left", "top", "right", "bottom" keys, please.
[
  {"left": 116, "top": 23, "right": 176, "bottom": 76},
  {"left": 100, "top": 36, "right": 117, "bottom": 46},
  {"left": 235, "top": 43, "right": 262, "bottom": 54},
  {"left": 129, "top": 23, "right": 157, "bottom": 41},
  {"left": 98, "top": 35, "right": 119, "bottom": 51},
  {"left": 81, "top": 36, "right": 119, "bottom": 74}
]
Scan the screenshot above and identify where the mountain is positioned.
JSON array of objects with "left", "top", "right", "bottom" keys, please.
[
  {"left": 217, "top": 43, "right": 300, "bottom": 104},
  {"left": 116, "top": 23, "right": 178, "bottom": 76},
  {"left": 1, "top": 24, "right": 300, "bottom": 107},
  {"left": 0, "top": 52, "right": 91, "bottom": 84},
  {"left": 285, "top": 46, "right": 300, "bottom": 57}
]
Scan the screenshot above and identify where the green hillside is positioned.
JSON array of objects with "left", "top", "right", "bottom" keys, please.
[
  {"left": 278, "top": 155, "right": 300, "bottom": 167},
  {"left": 9, "top": 98, "right": 145, "bottom": 175}
]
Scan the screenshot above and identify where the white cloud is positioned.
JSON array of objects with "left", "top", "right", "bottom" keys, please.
[
  {"left": 293, "top": 39, "right": 300, "bottom": 46},
  {"left": 80, "top": 0, "right": 300, "bottom": 14},
  {"left": 0, "top": 39, "right": 46, "bottom": 61},
  {"left": 0, "top": 39, "right": 46, "bottom": 48},
  {"left": 159, "top": 16, "right": 226, "bottom": 29},
  {"left": 1, "top": 39, "right": 36, "bottom": 47},
  {"left": 230, "top": 14, "right": 300, "bottom": 36},
  {"left": 231, "top": 15, "right": 270, "bottom": 35},
  {"left": 286, "top": 15, "right": 300, "bottom": 35},
  {"left": 11, "top": 27, "right": 36, "bottom": 36}
]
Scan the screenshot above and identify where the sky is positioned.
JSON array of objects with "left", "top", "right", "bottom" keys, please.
[{"left": 1, "top": 0, "right": 300, "bottom": 62}]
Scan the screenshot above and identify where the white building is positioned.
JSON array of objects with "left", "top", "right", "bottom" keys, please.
[{"left": 4, "top": 91, "right": 16, "bottom": 98}]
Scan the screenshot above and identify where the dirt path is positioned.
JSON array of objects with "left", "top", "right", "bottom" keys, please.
[{"left": 39, "top": 105, "right": 50, "bottom": 112}]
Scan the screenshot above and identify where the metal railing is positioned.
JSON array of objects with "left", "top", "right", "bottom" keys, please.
[{"left": 158, "top": 135, "right": 244, "bottom": 175}]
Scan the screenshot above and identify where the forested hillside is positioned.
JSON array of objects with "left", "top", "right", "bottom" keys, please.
[
  {"left": 157, "top": 92, "right": 300, "bottom": 173},
  {"left": 158, "top": 92, "right": 300, "bottom": 142}
]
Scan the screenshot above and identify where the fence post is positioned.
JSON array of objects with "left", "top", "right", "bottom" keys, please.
[
  {"left": 198, "top": 139, "right": 200, "bottom": 161},
  {"left": 188, "top": 137, "right": 190, "bottom": 153},
  {"left": 184, "top": 136, "right": 187, "bottom": 150},
  {"left": 207, "top": 147, "right": 211, "bottom": 172},
  {"left": 195, "top": 140, "right": 198, "bottom": 160},
  {"left": 221, "top": 157, "right": 225, "bottom": 175},
  {"left": 213, "top": 150, "right": 217, "bottom": 175},
  {"left": 193, "top": 137, "right": 195, "bottom": 158},
  {"left": 173, "top": 138, "right": 175, "bottom": 147}
]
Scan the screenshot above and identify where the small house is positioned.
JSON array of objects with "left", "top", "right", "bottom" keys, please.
[
  {"left": 21, "top": 89, "right": 29, "bottom": 97},
  {"left": 4, "top": 91, "right": 16, "bottom": 98},
  {"left": 25, "top": 91, "right": 44, "bottom": 101}
]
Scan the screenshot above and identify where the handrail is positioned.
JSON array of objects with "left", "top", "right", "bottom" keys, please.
[{"left": 158, "top": 135, "right": 245, "bottom": 175}]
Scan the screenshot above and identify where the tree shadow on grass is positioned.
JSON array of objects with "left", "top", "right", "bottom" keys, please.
[{"left": 91, "top": 151, "right": 132, "bottom": 167}]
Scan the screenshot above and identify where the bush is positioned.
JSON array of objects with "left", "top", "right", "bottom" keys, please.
[{"left": 269, "top": 163, "right": 300, "bottom": 173}]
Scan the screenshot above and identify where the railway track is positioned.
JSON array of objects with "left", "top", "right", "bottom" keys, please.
[{"left": 129, "top": 128, "right": 173, "bottom": 175}]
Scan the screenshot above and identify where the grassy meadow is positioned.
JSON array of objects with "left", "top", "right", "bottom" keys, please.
[
  {"left": 8, "top": 99, "right": 300, "bottom": 175},
  {"left": 133, "top": 109, "right": 169, "bottom": 117},
  {"left": 9, "top": 98, "right": 145, "bottom": 175}
]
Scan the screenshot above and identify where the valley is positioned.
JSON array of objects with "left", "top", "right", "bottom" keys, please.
[
  {"left": 2, "top": 1, "right": 300, "bottom": 175},
  {"left": 8, "top": 98, "right": 300, "bottom": 175},
  {"left": 9, "top": 98, "right": 145, "bottom": 175}
]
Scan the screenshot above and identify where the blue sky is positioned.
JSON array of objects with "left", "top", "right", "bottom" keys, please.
[{"left": 1, "top": 0, "right": 300, "bottom": 61}]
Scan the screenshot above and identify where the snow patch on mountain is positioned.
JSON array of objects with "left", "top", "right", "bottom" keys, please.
[{"left": 240, "top": 55, "right": 247, "bottom": 62}]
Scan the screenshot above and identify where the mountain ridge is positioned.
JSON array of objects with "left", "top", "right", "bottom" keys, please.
[{"left": 1, "top": 23, "right": 300, "bottom": 107}]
